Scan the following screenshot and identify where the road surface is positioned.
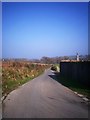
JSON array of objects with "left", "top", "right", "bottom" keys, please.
[
  {"left": 0, "top": 100, "right": 2, "bottom": 119},
  {"left": 3, "top": 69, "right": 88, "bottom": 118}
]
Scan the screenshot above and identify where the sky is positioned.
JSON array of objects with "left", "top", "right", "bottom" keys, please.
[{"left": 2, "top": 2, "right": 88, "bottom": 59}]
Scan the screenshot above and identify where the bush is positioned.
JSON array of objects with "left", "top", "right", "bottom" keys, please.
[{"left": 51, "top": 66, "right": 57, "bottom": 71}]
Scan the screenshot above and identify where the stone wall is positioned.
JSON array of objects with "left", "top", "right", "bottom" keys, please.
[{"left": 60, "top": 61, "right": 90, "bottom": 86}]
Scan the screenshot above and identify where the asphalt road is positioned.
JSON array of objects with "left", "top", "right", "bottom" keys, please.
[
  {"left": 0, "top": 101, "right": 2, "bottom": 119},
  {"left": 3, "top": 69, "right": 88, "bottom": 118}
]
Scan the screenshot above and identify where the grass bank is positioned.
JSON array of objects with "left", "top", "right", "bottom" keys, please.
[{"left": 2, "top": 61, "right": 51, "bottom": 96}]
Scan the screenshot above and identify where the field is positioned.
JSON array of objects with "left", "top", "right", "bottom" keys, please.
[{"left": 2, "top": 60, "right": 51, "bottom": 96}]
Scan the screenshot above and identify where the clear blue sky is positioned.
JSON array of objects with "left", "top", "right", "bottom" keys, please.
[{"left": 2, "top": 2, "right": 88, "bottom": 59}]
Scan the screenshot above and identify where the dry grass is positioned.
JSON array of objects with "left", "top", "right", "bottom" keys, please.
[{"left": 2, "top": 60, "right": 51, "bottom": 96}]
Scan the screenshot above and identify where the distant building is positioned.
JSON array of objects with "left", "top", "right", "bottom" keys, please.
[
  {"left": 76, "top": 53, "right": 79, "bottom": 61},
  {"left": 2, "top": 59, "right": 4, "bottom": 61}
]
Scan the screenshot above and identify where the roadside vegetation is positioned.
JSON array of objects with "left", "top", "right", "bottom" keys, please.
[
  {"left": 51, "top": 64, "right": 60, "bottom": 72},
  {"left": 56, "top": 73, "right": 90, "bottom": 99},
  {"left": 2, "top": 60, "right": 51, "bottom": 96}
]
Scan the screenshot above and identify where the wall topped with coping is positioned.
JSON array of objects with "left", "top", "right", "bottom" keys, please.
[{"left": 60, "top": 61, "right": 90, "bottom": 86}]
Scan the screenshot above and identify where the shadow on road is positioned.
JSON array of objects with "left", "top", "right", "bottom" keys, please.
[
  {"left": 48, "top": 71, "right": 60, "bottom": 82},
  {"left": 48, "top": 71, "right": 90, "bottom": 99}
]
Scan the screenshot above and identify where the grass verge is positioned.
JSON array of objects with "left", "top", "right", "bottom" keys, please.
[
  {"left": 56, "top": 73, "right": 90, "bottom": 99},
  {"left": 2, "top": 70, "right": 46, "bottom": 96}
]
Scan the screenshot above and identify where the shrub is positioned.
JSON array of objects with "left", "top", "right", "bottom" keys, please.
[{"left": 51, "top": 65, "right": 57, "bottom": 71}]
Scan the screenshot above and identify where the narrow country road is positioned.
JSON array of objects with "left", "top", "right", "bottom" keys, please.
[{"left": 3, "top": 69, "right": 88, "bottom": 118}]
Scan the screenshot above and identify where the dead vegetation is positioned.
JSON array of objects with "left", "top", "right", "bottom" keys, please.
[{"left": 2, "top": 60, "right": 51, "bottom": 96}]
